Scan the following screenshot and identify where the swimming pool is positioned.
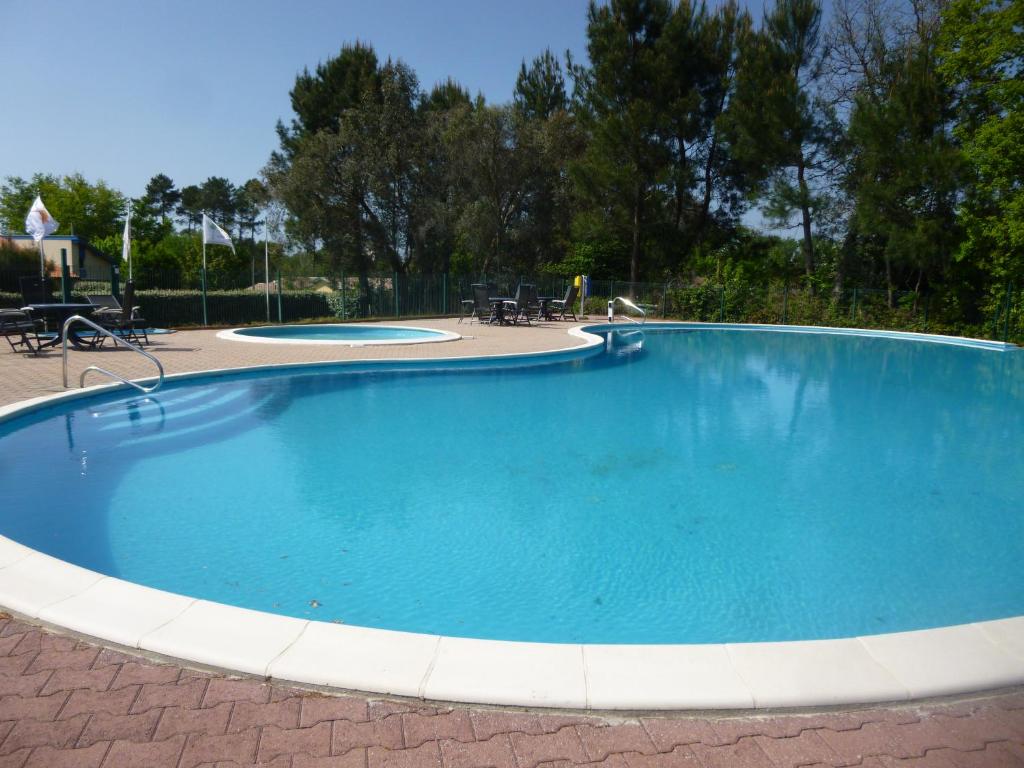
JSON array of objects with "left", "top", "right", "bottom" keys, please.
[
  {"left": 0, "top": 324, "right": 1021, "bottom": 707},
  {"left": 217, "top": 323, "right": 460, "bottom": 345}
]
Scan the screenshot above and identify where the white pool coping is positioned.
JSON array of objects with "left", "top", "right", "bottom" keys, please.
[
  {"left": 216, "top": 323, "right": 461, "bottom": 346},
  {"left": 0, "top": 322, "right": 1021, "bottom": 710}
]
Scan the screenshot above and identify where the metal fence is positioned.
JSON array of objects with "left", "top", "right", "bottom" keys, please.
[{"left": 0, "top": 266, "right": 1019, "bottom": 344}]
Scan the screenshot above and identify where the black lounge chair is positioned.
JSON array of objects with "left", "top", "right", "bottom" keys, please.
[
  {"left": 91, "top": 282, "right": 149, "bottom": 347},
  {"left": 504, "top": 283, "right": 539, "bottom": 326},
  {"left": 0, "top": 309, "right": 44, "bottom": 354},
  {"left": 461, "top": 283, "right": 496, "bottom": 324},
  {"left": 549, "top": 284, "right": 579, "bottom": 321}
]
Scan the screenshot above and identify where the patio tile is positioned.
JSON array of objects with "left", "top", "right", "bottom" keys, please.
[
  {"left": 24, "top": 646, "right": 99, "bottom": 674},
  {"left": 0, "top": 670, "right": 52, "bottom": 699},
  {"left": 0, "top": 713, "right": 89, "bottom": 755},
  {"left": 402, "top": 710, "right": 474, "bottom": 748},
  {"left": 202, "top": 677, "right": 272, "bottom": 707},
  {"left": 752, "top": 730, "right": 841, "bottom": 767},
  {"left": 76, "top": 708, "right": 161, "bottom": 747},
  {"left": 293, "top": 753, "right": 370, "bottom": 768},
  {"left": 424, "top": 638, "right": 586, "bottom": 708},
  {"left": 0, "top": 553, "right": 103, "bottom": 618},
  {"left": 140, "top": 600, "right": 306, "bottom": 677},
  {"left": 257, "top": 722, "right": 332, "bottom": 762},
  {"left": 368, "top": 742, "right": 442, "bottom": 768},
  {"left": 178, "top": 727, "right": 261, "bottom": 767},
  {"left": 227, "top": 696, "right": 302, "bottom": 732},
  {"left": 39, "top": 664, "right": 117, "bottom": 694},
  {"left": 130, "top": 677, "right": 208, "bottom": 713},
  {"left": 576, "top": 723, "right": 658, "bottom": 761},
  {"left": 510, "top": 727, "right": 589, "bottom": 768},
  {"left": 39, "top": 577, "right": 194, "bottom": 649},
  {"left": 269, "top": 621, "right": 438, "bottom": 698},
  {"left": 687, "top": 737, "right": 773, "bottom": 768},
  {"left": 153, "top": 702, "right": 233, "bottom": 740},
  {"left": 300, "top": 694, "right": 369, "bottom": 727},
  {"left": 0, "top": 692, "right": 68, "bottom": 722},
  {"left": 976, "top": 617, "right": 1024, "bottom": 662},
  {"left": 859, "top": 624, "right": 1024, "bottom": 699},
  {"left": 440, "top": 733, "right": 517, "bottom": 768},
  {"left": 22, "top": 741, "right": 109, "bottom": 768},
  {"left": 333, "top": 717, "right": 405, "bottom": 753},
  {"left": 726, "top": 638, "right": 908, "bottom": 707},
  {"left": 59, "top": 685, "right": 141, "bottom": 719},
  {"left": 582, "top": 644, "right": 753, "bottom": 710},
  {"left": 100, "top": 734, "right": 187, "bottom": 767},
  {"left": 109, "top": 661, "right": 180, "bottom": 689}
]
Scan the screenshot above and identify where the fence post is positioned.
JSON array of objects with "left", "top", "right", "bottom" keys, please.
[
  {"left": 782, "top": 279, "right": 789, "bottom": 325},
  {"left": 276, "top": 269, "right": 283, "bottom": 323},
  {"left": 60, "top": 249, "right": 72, "bottom": 303},
  {"left": 661, "top": 283, "right": 668, "bottom": 318},
  {"left": 923, "top": 294, "right": 929, "bottom": 331},
  {"left": 442, "top": 274, "right": 447, "bottom": 316},
  {"left": 111, "top": 265, "right": 120, "bottom": 303},
  {"left": 719, "top": 285, "right": 725, "bottom": 322},
  {"left": 851, "top": 288, "right": 858, "bottom": 322},
  {"left": 394, "top": 272, "right": 399, "bottom": 317},
  {"left": 1004, "top": 282, "right": 1013, "bottom": 343},
  {"left": 341, "top": 271, "right": 347, "bottom": 320},
  {"left": 200, "top": 267, "right": 208, "bottom": 326}
]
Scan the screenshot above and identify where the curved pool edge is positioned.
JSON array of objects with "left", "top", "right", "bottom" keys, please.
[
  {"left": 0, "top": 322, "right": 1022, "bottom": 710},
  {"left": 216, "top": 323, "right": 462, "bottom": 346}
]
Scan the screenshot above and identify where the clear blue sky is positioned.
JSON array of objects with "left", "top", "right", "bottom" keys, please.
[{"left": 0, "top": 0, "right": 772, "bottom": 200}]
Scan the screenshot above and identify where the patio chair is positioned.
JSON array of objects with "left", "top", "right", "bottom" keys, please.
[
  {"left": 470, "top": 283, "right": 499, "bottom": 324},
  {"left": 504, "top": 283, "right": 539, "bottom": 326},
  {"left": 549, "top": 284, "right": 579, "bottom": 321},
  {"left": 461, "top": 283, "right": 494, "bottom": 324},
  {"left": 92, "top": 282, "right": 149, "bottom": 347},
  {"left": 0, "top": 309, "right": 44, "bottom": 354},
  {"left": 19, "top": 276, "right": 53, "bottom": 305}
]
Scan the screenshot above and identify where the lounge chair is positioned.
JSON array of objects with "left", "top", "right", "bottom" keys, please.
[
  {"left": 91, "top": 282, "right": 149, "bottom": 346},
  {"left": 470, "top": 283, "right": 500, "bottom": 324},
  {"left": 0, "top": 309, "right": 44, "bottom": 354},
  {"left": 461, "top": 283, "right": 496, "bottom": 324},
  {"left": 549, "top": 284, "right": 579, "bottom": 321},
  {"left": 504, "top": 283, "right": 539, "bottom": 325}
]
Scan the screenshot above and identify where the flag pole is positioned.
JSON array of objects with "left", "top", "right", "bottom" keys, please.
[
  {"left": 202, "top": 212, "right": 208, "bottom": 326},
  {"left": 126, "top": 200, "right": 133, "bottom": 281},
  {"left": 264, "top": 220, "right": 270, "bottom": 322},
  {"left": 38, "top": 240, "right": 45, "bottom": 280}
]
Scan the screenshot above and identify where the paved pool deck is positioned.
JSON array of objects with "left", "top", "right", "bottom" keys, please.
[{"left": 0, "top": 318, "right": 1021, "bottom": 767}]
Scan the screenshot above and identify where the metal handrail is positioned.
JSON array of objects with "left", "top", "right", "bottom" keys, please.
[
  {"left": 62, "top": 315, "right": 164, "bottom": 394},
  {"left": 611, "top": 297, "right": 647, "bottom": 324}
]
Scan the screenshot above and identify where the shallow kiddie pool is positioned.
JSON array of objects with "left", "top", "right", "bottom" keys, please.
[
  {"left": 0, "top": 323, "right": 1021, "bottom": 708},
  {"left": 217, "top": 323, "right": 460, "bottom": 345}
]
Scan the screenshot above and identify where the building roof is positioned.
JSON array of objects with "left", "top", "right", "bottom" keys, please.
[{"left": 4, "top": 235, "right": 119, "bottom": 265}]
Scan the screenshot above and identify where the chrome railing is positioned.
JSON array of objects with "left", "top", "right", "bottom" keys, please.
[
  {"left": 62, "top": 315, "right": 164, "bottom": 394},
  {"left": 608, "top": 296, "right": 647, "bottom": 324}
]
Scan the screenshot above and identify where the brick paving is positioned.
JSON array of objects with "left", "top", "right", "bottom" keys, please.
[{"left": 0, "top": 319, "right": 1023, "bottom": 766}]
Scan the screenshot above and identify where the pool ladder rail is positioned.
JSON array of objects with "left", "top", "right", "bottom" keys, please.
[
  {"left": 62, "top": 315, "right": 165, "bottom": 395},
  {"left": 607, "top": 297, "right": 647, "bottom": 324}
]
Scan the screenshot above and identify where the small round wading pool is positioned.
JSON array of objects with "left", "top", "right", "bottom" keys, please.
[
  {"left": 0, "top": 323, "right": 1022, "bottom": 709},
  {"left": 217, "top": 323, "right": 460, "bottom": 345}
]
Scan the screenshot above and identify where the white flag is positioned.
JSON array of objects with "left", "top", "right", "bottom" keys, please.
[
  {"left": 122, "top": 203, "right": 131, "bottom": 262},
  {"left": 25, "top": 196, "right": 58, "bottom": 241},
  {"left": 202, "top": 213, "right": 234, "bottom": 251}
]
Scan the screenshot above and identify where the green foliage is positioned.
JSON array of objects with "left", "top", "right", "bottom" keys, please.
[
  {"left": 0, "top": 173, "right": 125, "bottom": 243},
  {"left": 938, "top": 0, "right": 1024, "bottom": 282}
]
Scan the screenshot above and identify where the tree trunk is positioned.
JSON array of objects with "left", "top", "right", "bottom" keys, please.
[
  {"left": 885, "top": 251, "right": 894, "bottom": 309},
  {"left": 631, "top": 182, "right": 642, "bottom": 286},
  {"left": 797, "top": 156, "right": 815, "bottom": 290}
]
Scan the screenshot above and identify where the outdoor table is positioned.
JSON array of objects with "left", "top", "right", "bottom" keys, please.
[
  {"left": 537, "top": 297, "right": 555, "bottom": 321},
  {"left": 488, "top": 297, "right": 513, "bottom": 325},
  {"left": 23, "top": 304, "right": 97, "bottom": 349}
]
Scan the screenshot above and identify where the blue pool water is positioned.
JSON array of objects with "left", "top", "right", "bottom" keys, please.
[
  {"left": 1, "top": 327, "right": 1022, "bottom": 644},
  {"left": 233, "top": 324, "right": 450, "bottom": 341}
]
